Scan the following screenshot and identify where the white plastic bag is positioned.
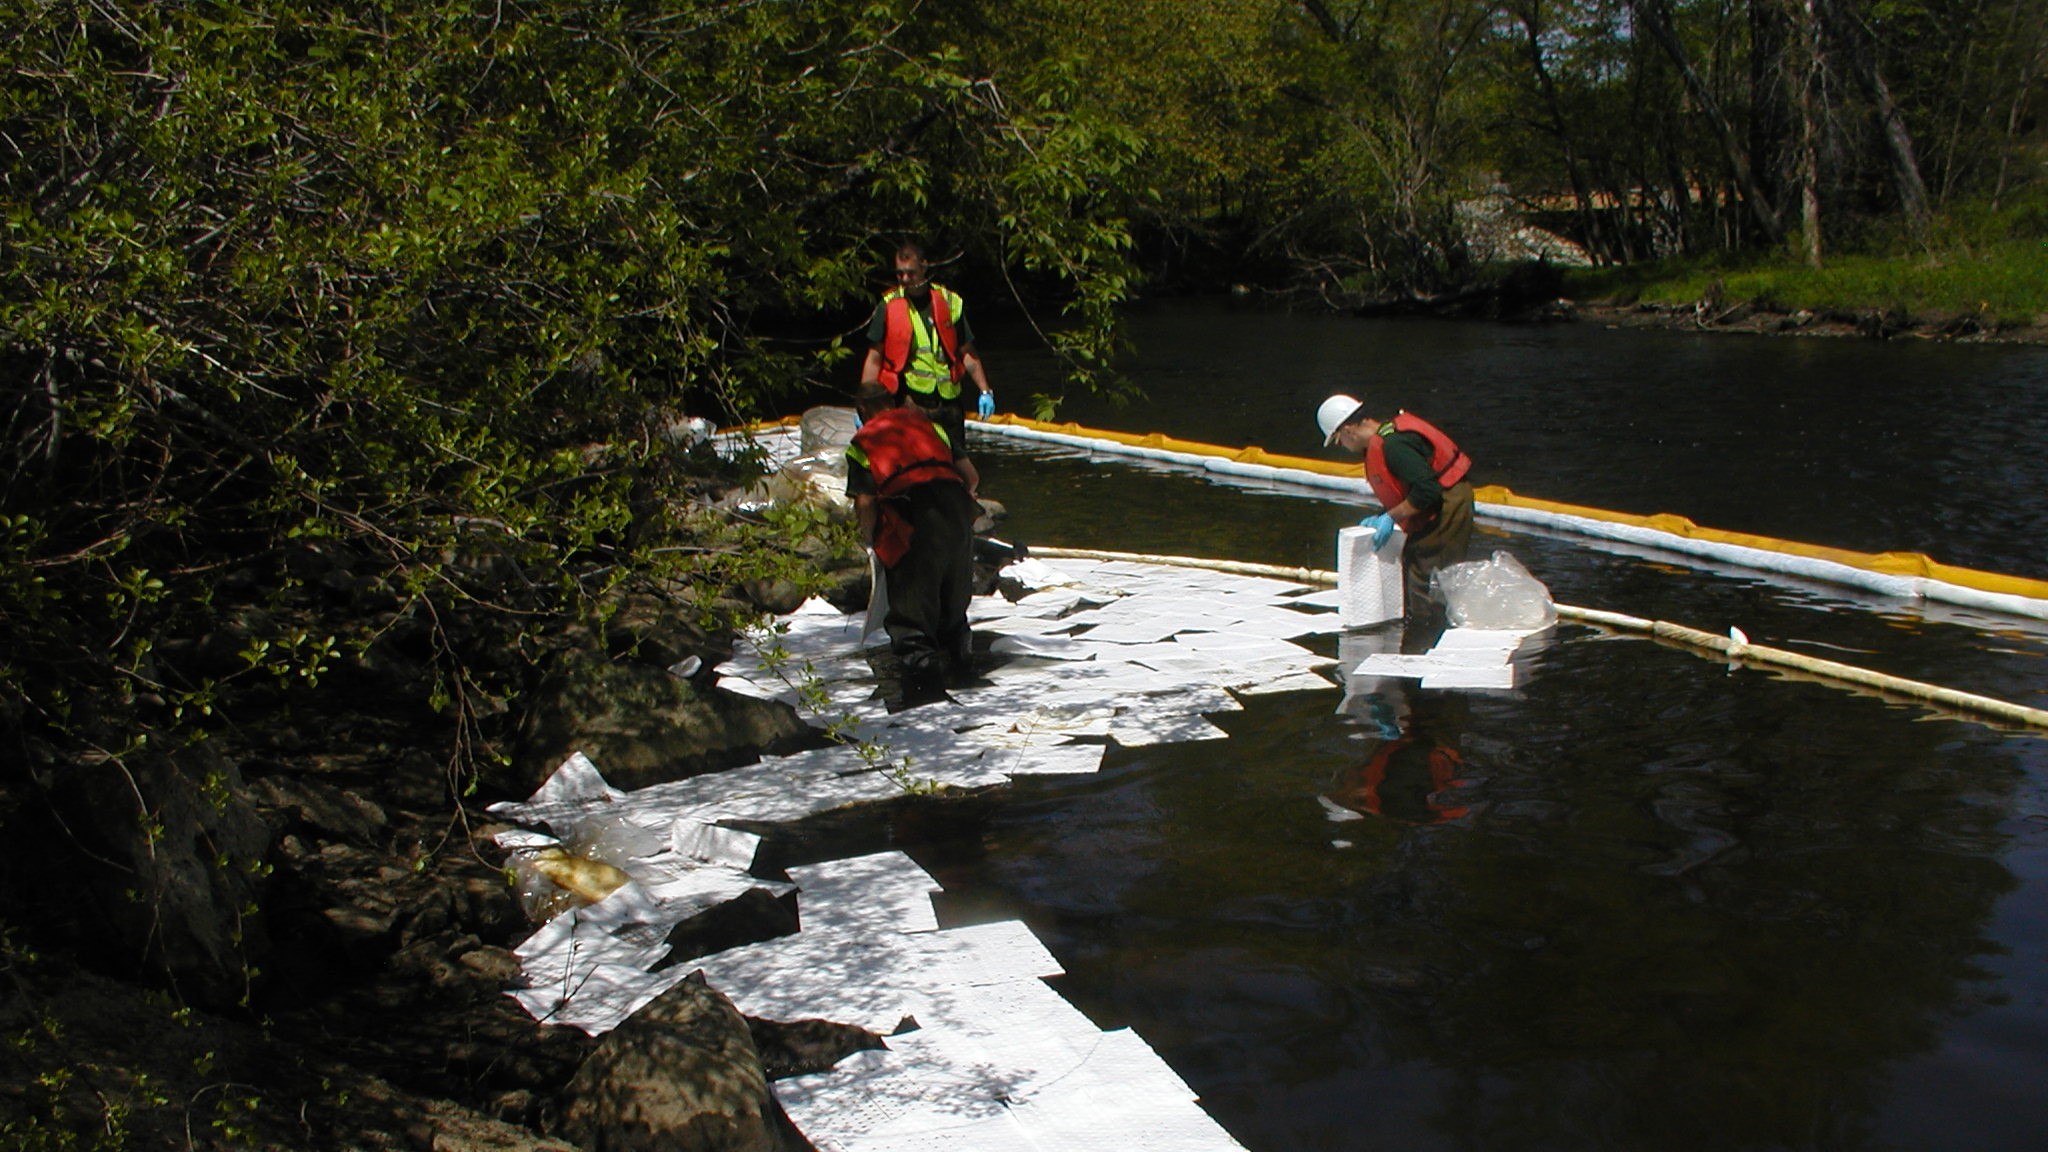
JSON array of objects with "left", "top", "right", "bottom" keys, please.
[
  {"left": 862, "top": 548, "right": 891, "bottom": 649},
  {"left": 563, "top": 812, "right": 666, "bottom": 869},
  {"left": 1432, "top": 550, "right": 1556, "bottom": 630},
  {"left": 799, "top": 405, "right": 859, "bottom": 455}
]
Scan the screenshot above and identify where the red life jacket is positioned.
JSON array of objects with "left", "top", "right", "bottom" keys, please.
[
  {"left": 846, "top": 407, "right": 963, "bottom": 565},
  {"left": 1363, "top": 412, "right": 1472, "bottom": 531},
  {"left": 876, "top": 287, "right": 964, "bottom": 396}
]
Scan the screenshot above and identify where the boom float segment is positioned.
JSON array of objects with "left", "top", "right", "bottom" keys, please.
[{"left": 968, "top": 414, "right": 2048, "bottom": 621}]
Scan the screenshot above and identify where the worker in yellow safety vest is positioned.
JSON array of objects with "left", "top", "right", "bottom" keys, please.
[{"left": 860, "top": 242, "right": 994, "bottom": 496}]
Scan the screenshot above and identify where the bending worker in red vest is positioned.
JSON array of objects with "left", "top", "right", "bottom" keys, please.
[
  {"left": 1316, "top": 394, "right": 1476, "bottom": 639},
  {"left": 860, "top": 242, "right": 994, "bottom": 497},
  {"left": 846, "top": 383, "right": 979, "bottom": 683}
]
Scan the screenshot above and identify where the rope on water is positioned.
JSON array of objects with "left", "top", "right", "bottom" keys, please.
[{"left": 1025, "top": 546, "right": 2048, "bottom": 732}]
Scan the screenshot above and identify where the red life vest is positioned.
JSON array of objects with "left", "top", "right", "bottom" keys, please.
[
  {"left": 846, "top": 407, "right": 963, "bottom": 565},
  {"left": 1363, "top": 412, "right": 1471, "bottom": 531},
  {"left": 876, "top": 286, "right": 965, "bottom": 397}
]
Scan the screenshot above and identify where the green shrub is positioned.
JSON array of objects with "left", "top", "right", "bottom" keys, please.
[{"left": 0, "top": 0, "right": 1142, "bottom": 922}]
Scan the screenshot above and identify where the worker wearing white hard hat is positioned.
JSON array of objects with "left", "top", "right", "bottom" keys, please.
[{"left": 1316, "top": 393, "right": 1476, "bottom": 641}]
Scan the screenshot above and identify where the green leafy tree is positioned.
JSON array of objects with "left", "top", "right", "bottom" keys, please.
[{"left": 0, "top": 0, "right": 1148, "bottom": 997}]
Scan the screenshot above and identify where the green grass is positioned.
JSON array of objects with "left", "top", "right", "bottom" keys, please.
[
  {"left": 1562, "top": 187, "right": 2048, "bottom": 327},
  {"left": 1566, "top": 237, "right": 2048, "bottom": 325}
]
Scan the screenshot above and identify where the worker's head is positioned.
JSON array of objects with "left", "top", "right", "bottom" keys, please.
[
  {"left": 854, "top": 381, "right": 900, "bottom": 420},
  {"left": 892, "top": 242, "right": 931, "bottom": 296},
  {"left": 1316, "top": 393, "right": 1371, "bottom": 450}
]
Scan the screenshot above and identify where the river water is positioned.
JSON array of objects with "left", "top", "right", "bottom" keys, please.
[{"left": 802, "top": 302, "right": 2048, "bottom": 1151}]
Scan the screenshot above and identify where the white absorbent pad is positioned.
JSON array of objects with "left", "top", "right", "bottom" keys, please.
[
  {"left": 686, "top": 851, "right": 1249, "bottom": 1152},
  {"left": 1337, "top": 524, "right": 1405, "bottom": 627}
]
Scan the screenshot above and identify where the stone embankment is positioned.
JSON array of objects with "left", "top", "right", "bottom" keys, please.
[
  {"left": 1575, "top": 294, "right": 2048, "bottom": 344},
  {"left": 0, "top": 538, "right": 892, "bottom": 1150}
]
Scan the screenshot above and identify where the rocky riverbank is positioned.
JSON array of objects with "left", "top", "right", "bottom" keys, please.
[
  {"left": 1324, "top": 259, "right": 2048, "bottom": 345},
  {"left": 1570, "top": 294, "right": 2048, "bottom": 345},
  {"left": 0, "top": 505, "right": 1017, "bottom": 1149}
]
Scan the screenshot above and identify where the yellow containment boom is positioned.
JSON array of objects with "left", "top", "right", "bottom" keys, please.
[
  {"left": 714, "top": 417, "right": 2048, "bottom": 727},
  {"left": 968, "top": 414, "right": 2048, "bottom": 622}
]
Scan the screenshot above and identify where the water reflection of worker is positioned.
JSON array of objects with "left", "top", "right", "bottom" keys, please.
[
  {"left": 1328, "top": 690, "right": 1471, "bottom": 825},
  {"left": 845, "top": 384, "right": 978, "bottom": 683},
  {"left": 1332, "top": 733, "right": 1471, "bottom": 825},
  {"left": 1314, "top": 394, "right": 1475, "bottom": 645}
]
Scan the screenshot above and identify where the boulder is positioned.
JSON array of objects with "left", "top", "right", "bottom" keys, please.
[
  {"left": 656, "top": 887, "right": 801, "bottom": 970},
  {"left": 746, "top": 1016, "right": 887, "bottom": 1081},
  {"left": 739, "top": 577, "right": 808, "bottom": 616},
  {"left": 249, "top": 775, "right": 390, "bottom": 846},
  {"left": 21, "top": 744, "right": 274, "bottom": 1011},
  {"left": 593, "top": 592, "right": 720, "bottom": 671},
  {"left": 558, "top": 975, "right": 780, "bottom": 1152},
  {"left": 507, "top": 652, "right": 808, "bottom": 795}
]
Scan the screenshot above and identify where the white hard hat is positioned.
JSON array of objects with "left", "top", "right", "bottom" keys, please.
[{"left": 1316, "top": 394, "right": 1365, "bottom": 446}]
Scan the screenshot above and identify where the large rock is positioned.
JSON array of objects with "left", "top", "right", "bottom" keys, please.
[
  {"left": 595, "top": 592, "right": 721, "bottom": 671},
  {"left": 249, "top": 774, "right": 389, "bottom": 845},
  {"left": 557, "top": 974, "right": 781, "bottom": 1152},
  {"left": 18, "top": 744, "right": 275, "bottom": 1011},
  {"left": 657, "top": 887, "right": 800, "bottom": 970},
  {"left": 508, "top": 651, "right": 808, "bottom": 794},
  {"left": 0, "top": 963, "right": 584, "bottom": 1151},
  {"left": 746, "top": 1016, "right": 887, "bottom": 1081}
]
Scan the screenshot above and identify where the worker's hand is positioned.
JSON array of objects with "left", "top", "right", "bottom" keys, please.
[
  {"left": 1367, "top": 696, "right": 1402, "bottom": 740},
  {"left": 1361, "top": 512, "right": 1396, "bottom": 549},
  {"left": 977, "top": 391, "right": 995, "bottom": 419}
]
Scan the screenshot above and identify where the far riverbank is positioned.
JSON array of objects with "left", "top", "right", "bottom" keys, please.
[
  {"left": 1557, "top": 237, "right": 2048, "bottom": 345},
  {"left": 1567, "top": 295, "right": 2048, "bottom": 345}
]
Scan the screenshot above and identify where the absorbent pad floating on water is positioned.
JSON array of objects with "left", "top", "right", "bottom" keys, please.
[{"left": 495, "top": 551, "right": 1363, "bottom": 1148}]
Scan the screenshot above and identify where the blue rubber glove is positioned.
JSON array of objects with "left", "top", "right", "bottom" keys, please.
[
  {"left": 1361, "top": 511, "right": 1396, "bottom": 549},
  {"left": 977, "top": 391, "right": 996, "bottom": 419},
  {"left": 1366, "top": 696, "right": 1402, "bottom": 740}
]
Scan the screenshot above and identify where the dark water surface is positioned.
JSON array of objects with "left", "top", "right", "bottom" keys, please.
[{"left": 830, "top": 303, "right": 2048, "bottom": 1150}]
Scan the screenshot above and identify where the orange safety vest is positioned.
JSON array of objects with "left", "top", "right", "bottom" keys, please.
[
  {"left": 876, "top": 286, "right": 965, "bottom": 398},
  {"left": 1363, "top": 412, "right": 1472, "bottom": 532},
  {"left": 846, "top": 407, "right": 963, "bottom": 565}
]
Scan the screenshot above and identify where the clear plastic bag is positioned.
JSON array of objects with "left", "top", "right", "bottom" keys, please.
[
  {"left": 510, "top": 847, "right": 631, "bottom": 922},
  {"left": 800, "top": 406, "right": 859, "bottom": 455},
  {"left": 1432, "top": 550, "right": 1556, "bottom": 630},
  {"left": 508, "top": 815, "right": 664, "bottom": 923},
  {"left": 563, "top": 813, "right": 666, "bottom": 868}
]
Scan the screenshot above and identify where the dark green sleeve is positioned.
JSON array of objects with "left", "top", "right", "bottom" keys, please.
[
  {"left": 1380, "top": 430, "right": 1443, "bottom": 516},
  {"left": 844, "top": 443, "right": 876, "bottom": 496},
  {"left": 865, "top": 301, "right": 888, "bottom": 345}
]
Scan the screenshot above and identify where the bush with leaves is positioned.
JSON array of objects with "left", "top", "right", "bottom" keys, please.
[{"left": 0, "top": 0, "right": 1143, "bottom": 998}]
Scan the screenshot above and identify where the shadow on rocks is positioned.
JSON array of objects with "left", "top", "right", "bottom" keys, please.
[
  {"left": 559, "top": 974, "right": 813, "bottom": 1152},
  {"left": 505, "top": 649, "right": 812, "bottom": 796}
]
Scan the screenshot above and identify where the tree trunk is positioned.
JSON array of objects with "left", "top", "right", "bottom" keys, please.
[
  {"left": 1825, "top": 0, "right": 1933, "bottom": 232},
  {"left": 1750, "top": 0, "right": 1794, "bottom": 213},
  {"left": 1515, "top": 3, "right": 1608, "bottom": 260},
  {"left": 1630, "top": 0, "right": 1785, "bottom": 243},
  {"left": 1991, "top": 7, "right": 2045, "bottom": 208},
  {"left": 1797, "top": 0, "right": 1825, "bottom": 266}
]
